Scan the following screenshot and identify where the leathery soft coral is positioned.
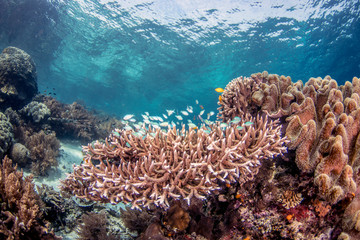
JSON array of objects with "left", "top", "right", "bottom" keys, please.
[{"left": 218, "top": 72, "right": 360, "bottom": 204}]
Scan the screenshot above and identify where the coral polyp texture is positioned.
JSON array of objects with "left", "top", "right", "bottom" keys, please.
[
  {"left": 218, "top": 71, "right": 360, "bottom": 204},
  {"left": 61, "top": 113, "right": 287, "bottom": 209}
]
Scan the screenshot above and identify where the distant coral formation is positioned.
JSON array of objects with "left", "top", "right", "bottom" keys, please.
[
  {"left": 0, "top": 47, "right": 38, "bottom": 110},
  {"left": 0, "top": 156, "right": 60, "bottom": 239},
  {"left": 38, "top": 95, "right": 123, "bottom": 142}
]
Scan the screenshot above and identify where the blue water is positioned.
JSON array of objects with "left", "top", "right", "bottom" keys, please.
[{"left": 1, "top": 0, "right": 359, "bottom": 118}]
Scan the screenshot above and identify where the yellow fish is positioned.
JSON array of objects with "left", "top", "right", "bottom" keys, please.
[{"left": 215, "top": 88, "right": 224, "bottom": 93}]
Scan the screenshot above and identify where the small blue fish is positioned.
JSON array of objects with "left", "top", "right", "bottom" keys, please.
[
  {"left": 230, "top": 117, "right": 241, "bottom": 124},
  {"left": 112, "top": 131, "right": 121, "bottom": 137},
  {"left": 243, "top": 121, "right": 253, "bottom": 126},
  {"left": 236, "top": 126, "right": 244, "bottom": 130},
  {"left": 220, "top": 123, "right": 228, "bottom": 128}
]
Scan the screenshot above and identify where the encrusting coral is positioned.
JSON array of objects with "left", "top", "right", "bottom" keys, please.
[
  {"left": 0, "top": 156, "right": 61, "bottom": 239},
  {"left": 218, "top": 71, "right": 360, "bottom": 204},
  {"left": 62, "top": 113, "right": 288, "bottom": 209}
]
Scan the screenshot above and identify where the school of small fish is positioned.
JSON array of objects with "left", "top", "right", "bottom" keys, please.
[{"left": 119, "top": 87, "right": 253, "bottom": 136}]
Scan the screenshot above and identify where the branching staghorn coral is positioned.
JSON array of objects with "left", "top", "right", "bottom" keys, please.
[
  {"left": 61, "top": 114, "right": 287, "bottom": 209},
  {"left": 218, "top": 71, "right": 360, "bottom": 204}
]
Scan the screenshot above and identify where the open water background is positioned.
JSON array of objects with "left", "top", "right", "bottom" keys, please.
[{"left": 0, "top": 0, "right": 359, "bottom": 117}]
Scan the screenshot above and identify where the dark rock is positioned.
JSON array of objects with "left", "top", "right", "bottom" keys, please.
[{"left": 0, "top": 47, "right": 38, "bottom": 110}]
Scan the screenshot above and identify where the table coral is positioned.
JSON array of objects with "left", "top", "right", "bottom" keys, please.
[{"left": 62, "top": 113, "right": 287, "bottom": 209}]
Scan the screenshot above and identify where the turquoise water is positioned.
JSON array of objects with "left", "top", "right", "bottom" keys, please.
[{"left": 0, "top": 0, "right": 359, "bottom": 117}]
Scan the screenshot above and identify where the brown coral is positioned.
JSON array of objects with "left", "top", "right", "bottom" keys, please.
[
  {"left": 61, "top": 113, "right": 288, "bottom": 209},
  {"left": 218, "top": 72, "right": 360, "bottom": 204},
  {"left": 77, "top": 211, "right": 117, "bottom": 240},
  {"left": 38, "top": 95, "right": 123, "bottom": 142},
  {"left": 0, "top": 156, "right": 60, "bottom": 239},
  {"left": 312, "top": 199, "right": 331, "bottom": 217},
  {"left": 24, "top": 130, "right": 60, "bottom": 176},
  {"left": 163, "top": 202, "right": 190, "bottom": 233}
]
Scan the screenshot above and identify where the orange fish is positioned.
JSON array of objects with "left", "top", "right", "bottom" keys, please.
[
  {"left": 200, "top": 105, "right": 204, "bottom": 109},
  {"left": 219, "top": 95, "right": 222, "bottom": 102},
  {"left": 215, "top": 88, "right": 224, "bottom": 93}
]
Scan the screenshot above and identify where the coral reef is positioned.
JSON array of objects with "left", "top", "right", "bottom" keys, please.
[
  {"left": 20, "top": 101, "right": 50, "bottom": 123},
  {"left": 218, "top": 72, "right": 360, "bottom": 204},
  {"left": 3, "top": 106, "right": 61, "bottom": 176},
  {"left": 0, "top": 47, "right": 38, "bottom": 110},
  {"left": 0, "top": 112, "right": 13, "bottom": 159},
  {"left": 59, "top": 72, "right": 360, "bottom": 239},
  {"left": 61, "top": 113, "right": 288, "bottom": 209},
  {"left": 0, "top": 156, "right": 60, "bottom": 239}
]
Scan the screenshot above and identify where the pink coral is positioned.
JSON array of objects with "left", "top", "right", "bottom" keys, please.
[{"left": 61, "top": 114, "right": 287, "bottom": 209}]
